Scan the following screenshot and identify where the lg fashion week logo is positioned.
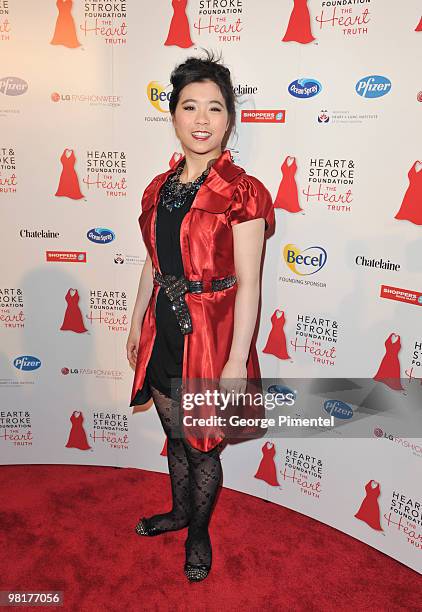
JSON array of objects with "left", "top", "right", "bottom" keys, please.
[{"left": 50, "top": 0, "right": 127, "bottom": 48}]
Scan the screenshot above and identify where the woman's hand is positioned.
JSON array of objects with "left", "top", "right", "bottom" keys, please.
[
  {"left": 219, "top": 358, "right": 247, "bottom": 396},
  {"left": 126, "top": 325, "right": 141, "bottom": 371}
]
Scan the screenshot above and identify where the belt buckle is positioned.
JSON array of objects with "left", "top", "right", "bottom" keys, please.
[{"left": 165, "top": 276, "right": 189, "bottom": 301}]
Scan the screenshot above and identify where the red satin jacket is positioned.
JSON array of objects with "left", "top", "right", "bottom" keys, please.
[{"left": 130, "top": 149, "right": 275, "bottom": 451}]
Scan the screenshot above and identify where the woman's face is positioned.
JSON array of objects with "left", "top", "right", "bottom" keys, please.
[{"left": 172, "top": 79, "right": 230, "bottom": 157}]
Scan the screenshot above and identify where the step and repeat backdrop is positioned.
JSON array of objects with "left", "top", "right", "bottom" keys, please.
[{"left": 1, "top": 1, "right": 421, "bottom": 574}]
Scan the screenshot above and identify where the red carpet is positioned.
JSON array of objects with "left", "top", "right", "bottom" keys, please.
[{"left": 0, "top": 464, "right": 420, "bottom": 611}]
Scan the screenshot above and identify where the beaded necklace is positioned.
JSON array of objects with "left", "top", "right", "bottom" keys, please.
[{"left": 159, "top": 159, "right": 211, "bottom": 213}]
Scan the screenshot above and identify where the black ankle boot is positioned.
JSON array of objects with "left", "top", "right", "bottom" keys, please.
[
  {"left": 135, "top": 515, "right": 190, "bottom": 536},
  {"left": 184, "top": 531, "right": 212, "bottom": 582},
  {"left": 135, "top": 517, "right": 167, "bottom": 537}
]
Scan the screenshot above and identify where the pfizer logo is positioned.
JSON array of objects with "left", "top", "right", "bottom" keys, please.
[
  {"left": 288, "top": 78, "right": 322, "bottom": 99},
  {"left": 87, "top": 228, "right": 115, "bottom": 244},
  {"left": 355, "top": 75, "right": 391, "bottom": 98},
  {"left": 13, "top": 355, "right": 41, "bottom": 371},
  {"left": 0, "top": 76, "right": 29, "bottom": 96},
  {"left": 324, "top": 400, "right": 353, "bottom": 420}
]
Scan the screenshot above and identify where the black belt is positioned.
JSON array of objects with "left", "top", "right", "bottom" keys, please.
[{"left": 153, "top": 270, "right": 237, "bottom": 335}]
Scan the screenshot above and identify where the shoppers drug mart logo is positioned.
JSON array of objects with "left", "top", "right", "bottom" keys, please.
[
  {"left": 87, "top": 228, "right": 115, "bottom": 244},
  {"left": 288, "top": 78, "right": 322, "bottom": 99},
  {"left": 0, "top": 76, "right": 28, "bottom": 96},
  {"left": 13, "top": 355, "right": 41, "bottom": 371},
  {"left": 283, "top": 244, "right": 327, "bottom": 275},
  {"left": 355, "top": 75, "right": 391, "bottom": 98},
  {"left": 324, "top": 400, "right": 353, "bottom": 420}
]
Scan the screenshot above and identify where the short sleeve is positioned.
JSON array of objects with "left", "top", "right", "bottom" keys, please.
[
  {"left": 141, "top": 176, "right": 161, "bottom": 213},
  {"left": 226, "top": 175, "right": 275, "bottom": 236}
]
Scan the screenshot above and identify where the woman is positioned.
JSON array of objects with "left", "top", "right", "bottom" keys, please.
[{"left": 126, "top": 51, "right": 275, "bottom": 582}]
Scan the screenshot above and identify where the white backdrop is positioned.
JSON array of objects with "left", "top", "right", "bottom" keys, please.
[{"left": 1, "top": 0, "right": 421, "bottom": 574}]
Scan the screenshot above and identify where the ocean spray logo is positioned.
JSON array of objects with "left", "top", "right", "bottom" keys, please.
[
  {"left": 355, "top": 76, "right": 391, "bottom": 98},
  {"left": 283, "top": 244, "right": 327, "bottom": 276},
  {"left": 87, "top": 228, "right": 115, "bottom": 244},
  {"left": 0, "top": 76, "right": 28, "bottom": 96},
  {"left": 13, "top": 356, "right": 41, "bottom": 371},
  {"left": 324, "top": 400, "right": 353, "bottom": 420},
  {"left": 267, "top": 385, "right": 296, "bottom": 404},
  {"left": 288, "top": 78, "right": 322, "bottom": 99}
]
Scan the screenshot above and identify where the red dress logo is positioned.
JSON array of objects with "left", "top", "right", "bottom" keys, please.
[
  {"left": 165, "top": 0, "right": 193, "bottom": 48},
  {"left": 60, "top": 289, "right": 88, "bottom": 334},
  {"left": 354, "top": 480, "right": 383, "bottom": 531},
  {"left": 373, "top": 333, "right": 404, "bottom": 391},
  {"left": 254, "top": 442, "right": 280, "bottom": 486},
  {"left": 274, "top": 156, "right": 303, "bottom": 213},
  {"left": 282, "top": 0, "right": 315, "bottom": 44},
  {"left": 55, "top": 149, "right": 84, "bottom": 200},
  {"left": 50, "top": 0, "right": 81, "bottom": 49},
  {"left": 415, "top": 17, "right": 422, "bottom": 31},
  {"left": 65, "top": 411, "right": 91, "bottom": 450},
  {"left": 394, "top": 161, "right": 422, "bottom": 226},
  {"left": 263, "top": 309, "right": 290, "bottom": 360}
]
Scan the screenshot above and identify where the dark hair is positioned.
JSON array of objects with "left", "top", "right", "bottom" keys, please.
[{"left": 169, "top": 49, "right": 237, "bottom": 150}]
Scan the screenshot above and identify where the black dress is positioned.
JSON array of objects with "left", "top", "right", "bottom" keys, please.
[
  {"left": 145, "top": 181, "right": 198, "bottom": 398},
  {"left": 131, "top": 166, "right": 209, "bottom": 407},
  {"left": 131, "top": 163, "right": 211, "bottom": 405}
]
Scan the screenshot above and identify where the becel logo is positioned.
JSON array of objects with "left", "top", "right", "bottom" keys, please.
[
  {"left": 324, "top": 400, "right": 353, "bottom": 420},
  {"left": 284, "top": 244, "right": 327, "bottom": 275},
  {"left": 147, "top": 81, "right": 171, "bottom": 113},
  {"left": 0, "top": 76, "right": 28, "bottom": 96},
  {"left": 355, "top": 75, "right": 391, "bottom": 98},
  {"left": 288, "top": 78, "right": 322, "bottom": 99},
  {"left": 13, "top": 355, "right": 41, "bottom": 371},
  {"left": 87, "top": 228, "right": 115, "bottom": 244}
]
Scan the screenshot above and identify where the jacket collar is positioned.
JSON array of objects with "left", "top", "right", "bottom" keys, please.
[{"left": 144, "top": 149, "right": 245, "bottom": 214}]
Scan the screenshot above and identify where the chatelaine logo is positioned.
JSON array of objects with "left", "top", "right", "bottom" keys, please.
[
  {"left": 288, "top": 78, "right": 322, "bottom": 99},
  {"left": 13, "top": 356, "right": 41, "bottom": 371},
  {"left": 324, "top": 400, "right": 353, "bottom": 420},
  {"left": 0, "top": 76, "right": 28, "bottom": 96},
  {"left": 283, "top": 244, "right": 327, "bottom": 276},
  {"left": 147, "top": 81, "right": 171, "bottom": 113},
  {"left": 355, "top": 76, "right": 391, "bottom": 98},
  {"left": 87, "top": 228, "right": 115, "bottom": 244}
]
